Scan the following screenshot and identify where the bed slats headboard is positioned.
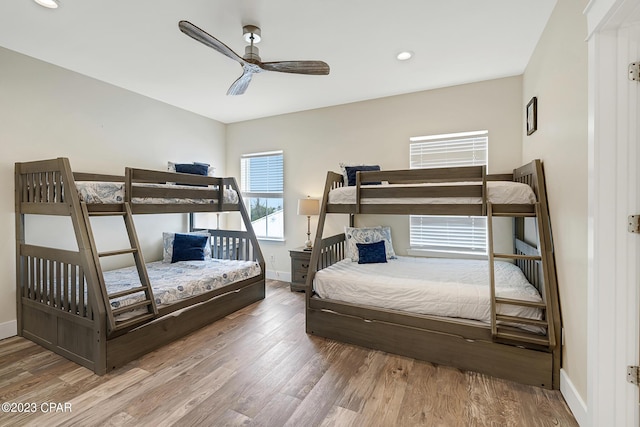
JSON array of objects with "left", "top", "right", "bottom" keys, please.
[
  {"left": 513, "top": 160, "right": 543, "bottom": 201},
  {"left": 15, "top": 158, "right": 76, "bottom": 215}
]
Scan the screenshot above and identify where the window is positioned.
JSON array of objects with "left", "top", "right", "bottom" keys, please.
[
  {"left": 409, "top": 131, "right": 488, "bottom": 255},
  {"left": 241, "top": 151, "right": 284, "bottom": 240}
]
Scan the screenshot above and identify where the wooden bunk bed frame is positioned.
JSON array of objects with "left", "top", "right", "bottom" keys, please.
[
  {"left": 15, "top": 157, "right": 265, "bottom": 375},
  {"left": 305, "top": 159, "right": 562, "bottom": 389}
]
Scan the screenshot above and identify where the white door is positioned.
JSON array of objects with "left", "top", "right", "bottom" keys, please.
[
  {"left": 586, "top": 2, "right": 640, "bottom": 426},
  {"left": 635, "top": 23, "right": 640, "bottom": 412}
]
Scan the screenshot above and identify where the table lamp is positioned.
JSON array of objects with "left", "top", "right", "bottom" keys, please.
[{"left": 297, "top": 196, "right": 320, "bottom": 250}]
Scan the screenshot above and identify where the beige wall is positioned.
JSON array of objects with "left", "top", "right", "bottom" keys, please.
[
  {"left": 522, "top": 0, "right": 589, "bottom": 401},
  {"left": 226, "top": 76, "right": 524, "bottom": 278},
  {"left": 0, "top": 47, "right": 226, "bottom": 331}
]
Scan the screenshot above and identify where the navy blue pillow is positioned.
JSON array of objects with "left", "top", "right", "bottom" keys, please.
[
  {"left": 356, "top": 240, "right": 387, "bottom": 264},
  {"left": 175, "top": 163, "right": 209, "bottom": 176},
  {"left": 171, "top": 233, "right": 208, "bottom": 263},
  {"left": 174, "top": 163, "right": 209, "bottom": 187},
  {"left": 345, "top": 165, "right": 381, "bottom": 186}
]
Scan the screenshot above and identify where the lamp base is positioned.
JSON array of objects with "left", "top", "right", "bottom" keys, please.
[{"left": 304, "top": 238, "right": 313, "bottom": 251}]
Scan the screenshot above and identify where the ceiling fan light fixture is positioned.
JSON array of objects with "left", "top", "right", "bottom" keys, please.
[
  {"left": 396, "top": 51, "right": 413, "bottom": 61},
  {"left": 243, "top": 25, "right": 261, "bottom": 44},
  {"left": 34, "top": 0, "right": 59, "bottom": 8}
]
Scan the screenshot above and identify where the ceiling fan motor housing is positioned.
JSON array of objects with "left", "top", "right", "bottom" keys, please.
[{"left": 244, "top": 45, "right": 261, "bottom": 62}]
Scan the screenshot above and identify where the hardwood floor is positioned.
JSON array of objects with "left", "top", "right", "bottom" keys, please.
[{"left": 0, "top": 280, "right": 577, "bottom": 427}]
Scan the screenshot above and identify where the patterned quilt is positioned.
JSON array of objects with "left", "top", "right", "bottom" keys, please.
[
  {"left": 76, "top": 181, "right": 239, "bottom": 204},
  {"left": 105, "top": 259, "right": 261, "bottom": 309}
]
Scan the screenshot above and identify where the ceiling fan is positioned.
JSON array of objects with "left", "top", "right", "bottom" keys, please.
[{"left": 178, "top": 20, "right": 330, "bottom": 96}]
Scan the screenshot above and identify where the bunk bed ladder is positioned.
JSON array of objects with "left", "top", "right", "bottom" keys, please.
[
  {"left": 80, "top": 202, "right": 158, "bottom": 334},
  {"left": 487, "top": 202, "right": 554, "bottom": 348}
]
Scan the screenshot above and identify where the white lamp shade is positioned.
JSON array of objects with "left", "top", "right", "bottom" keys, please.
[{"left": 297, "top": 198, "right": 320, "bottom": 216}]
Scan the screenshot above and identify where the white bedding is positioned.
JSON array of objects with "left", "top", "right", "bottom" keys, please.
[
  {"left": 105, "top": 258, "right": 261, "bottom": 311},
  {"left": 313, "top": 256, "right": 544, "bottom": 332},
  {"left": 76, "top": 181, "right": 239, "bottom": 204},
  {"left": 328, "top": 181, "right": 536, "bottom": 205}
]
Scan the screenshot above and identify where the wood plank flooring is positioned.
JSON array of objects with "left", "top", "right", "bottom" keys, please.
[{"left": 0, "top": 280, "right": 577, "bottom": 427}]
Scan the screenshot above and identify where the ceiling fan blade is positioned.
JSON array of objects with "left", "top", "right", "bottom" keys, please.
[
  {"left": 227, "top": 70, "right": 253, "bottom": 96},
  {"left": 179, "top": 20, "right": 244, "bottom": 64},
  {"left": 260, "top": 61, "right": 330, "bottom": 75}
]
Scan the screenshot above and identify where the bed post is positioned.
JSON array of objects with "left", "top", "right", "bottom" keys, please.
[
  {"left": 512, "top": 159, "right": 562, "bottom": 389},
  {"left": 533, "top": 160, "right": 561, "bottom": 389},
  {"left": 124, "top": 167, "right": 133, "bottom": 204},
  {"left": 305, "top": 172, "right": 341, "bottom": 307},
  {"left": 58, "top": 158, "right": 108, "bottom": 373},
  {"left": 481, "top": 165, "right": 487, "bottom": 216},
  {"left": 230, "top": 177, "right": 266, "bottom": 275},
  {"left": 14, "top": 162, "right": 25, "bottom": 337}
]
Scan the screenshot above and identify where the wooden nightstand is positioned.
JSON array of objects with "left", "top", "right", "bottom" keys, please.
[{"left": 289, "top": 247, "right": 312, "bottom": 292}]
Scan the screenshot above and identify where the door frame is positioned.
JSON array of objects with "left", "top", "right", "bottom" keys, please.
[{"left": 586, "top": 0, "right": 640, "bottom": 425}]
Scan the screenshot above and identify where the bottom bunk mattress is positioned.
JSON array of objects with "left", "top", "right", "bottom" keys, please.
[
  {"left": 313, "top": 256, "right": 544, "bottom": 332},
  {"left": 104, "top": 259, "right": 261, "bottom": 312}
]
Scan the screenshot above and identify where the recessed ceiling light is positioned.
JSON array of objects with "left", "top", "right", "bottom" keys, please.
[
  {"left": 396, "top": 51, "right": 413, "bottom": 61},
  {"left": 34, "top": 0, "right": 59, "bottom": 9}
]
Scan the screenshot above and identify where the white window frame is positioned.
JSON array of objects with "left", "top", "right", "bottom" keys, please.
[
  {"left": 240, "top": 150, "right": 284, "bottom": 241},
  {"left": 408, "top": 130, "right": 488, "bottom": 256}
]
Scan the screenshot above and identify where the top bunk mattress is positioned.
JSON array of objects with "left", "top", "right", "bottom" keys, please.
[
  {"left": 76, "top": 181, "right": 239, "bottom": 204},
  {"left": 328, "top": 181, "right": 536, "bottom": 205},
  {"left": 313, "top": 256, "right": 544, "bottom": 332}
]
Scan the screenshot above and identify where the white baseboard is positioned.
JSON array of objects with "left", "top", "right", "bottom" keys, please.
[
  {"left": 560, "top": 368, "right": 587, "bottom": 426},
  {"left": 266, "top": 269, "right": 291, "bottom": 283},
  {"left": 0, "top": 320, "right": 17, "bottom": 341}
]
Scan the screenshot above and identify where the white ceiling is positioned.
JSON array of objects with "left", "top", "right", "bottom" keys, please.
[{"left": 0, "top": 0, "right": 556, "bottom": 124}]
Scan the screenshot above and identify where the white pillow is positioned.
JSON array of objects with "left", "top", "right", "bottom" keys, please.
[
  {"left": 162, "top": 231, "right": 212, "bottom": 263},
  {"left": 344, "top": 226, "right": 396, "bottom": 262},
  {"left": 338, "top": 162, "right": 364, "bottom": 185}
]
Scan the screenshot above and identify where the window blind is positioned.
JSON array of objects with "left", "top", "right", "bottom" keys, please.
[
  {"left": 240, "top": 151, "right": 284, "bottom": 240},
  {"left": 409, "top": 130, "right": 488, "bottom": 169},
  {"left": 409, "top": 131, "right": 488, "bottom": 254},
  {"left": 240, "top": 151, "right": 283, "bottom": 194},
  {"left": 409, "top": 216, "right": 488, "bottom": 253}
]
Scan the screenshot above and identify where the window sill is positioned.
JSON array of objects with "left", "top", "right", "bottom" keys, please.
[{"left": 257, "top": 237, "right": 286, "bottom": 243}]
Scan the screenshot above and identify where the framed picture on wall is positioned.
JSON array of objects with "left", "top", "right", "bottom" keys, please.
[{"left": 526, "top": 97, "right": 537, "bottom": 135}]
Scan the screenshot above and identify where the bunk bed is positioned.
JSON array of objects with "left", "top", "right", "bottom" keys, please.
[
  {"left": 15, "top": 157, "right": 265, "bottom": 375},
  {"left": 305, "top": 159, "right": 561, "bottom": 389}
]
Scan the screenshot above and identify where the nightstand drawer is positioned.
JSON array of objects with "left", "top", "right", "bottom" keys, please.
[
  {"left": 293, "top": 260, "right": 310, "bottom": 271},
  {"left": 292, "top": 269, "right": 308, "bottom": 283}
]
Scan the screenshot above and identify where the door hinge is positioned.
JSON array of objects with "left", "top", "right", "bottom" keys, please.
[
  {"left": 627, "top": 366, "right": 639, "bottom": 385},
  {"left": 628, "top": 215, "right": 640, "bottom": 233},
  {"left": 629, "top": 62, "right": 640, "bottom": 81}
]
